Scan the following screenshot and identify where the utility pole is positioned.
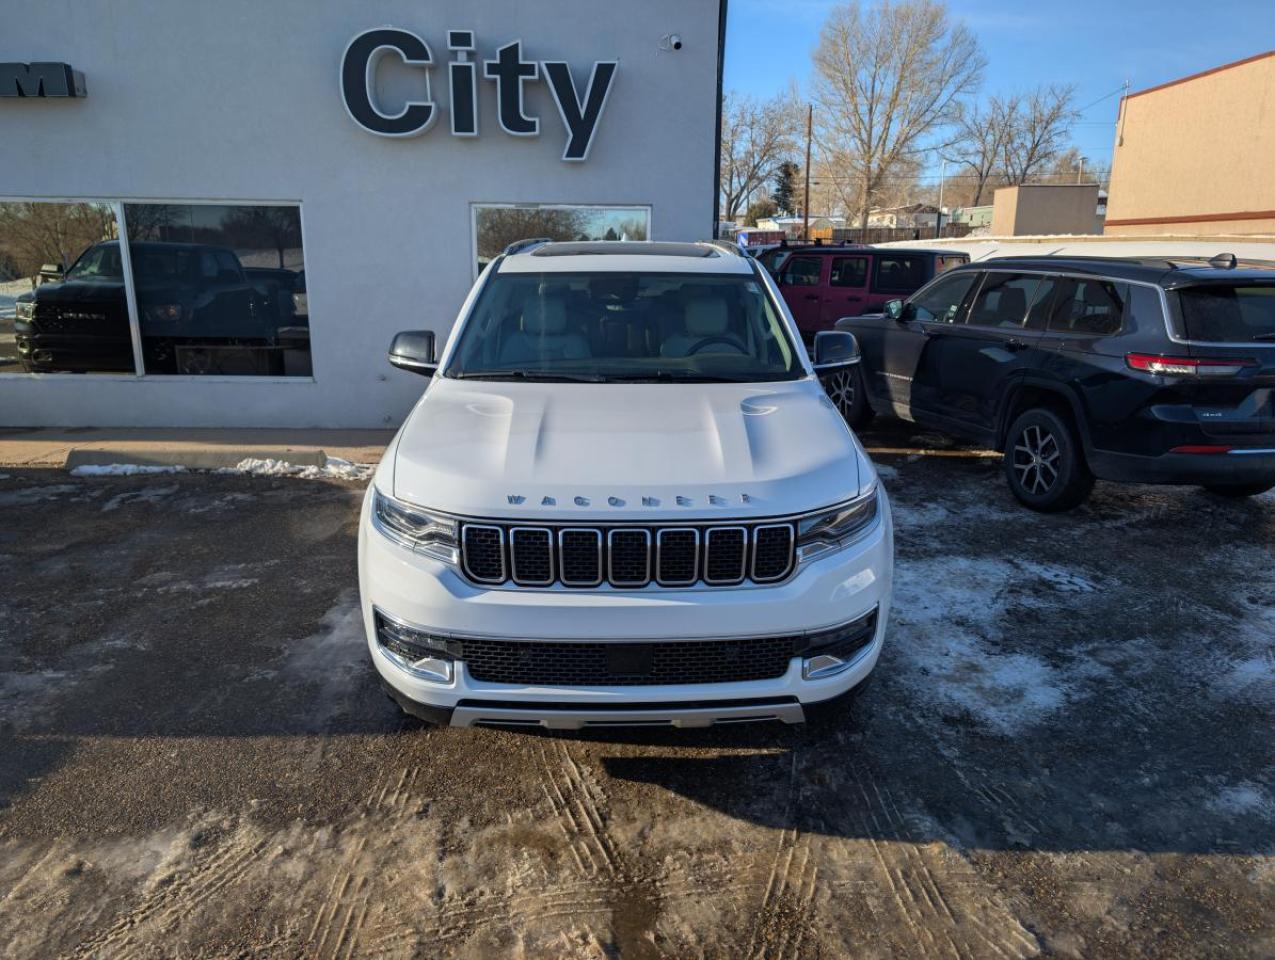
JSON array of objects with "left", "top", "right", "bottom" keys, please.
[
  {"left": 935, "top": 158, "right": 946, "bottom": 239},
  {"left": 802, "top": 103, "right": 812, "bottom": 242},
  {"left": 1077, "top": 156, "right": 1086, "bottom": 184}
]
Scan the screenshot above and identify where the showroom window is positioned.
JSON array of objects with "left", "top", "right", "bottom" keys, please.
[
  {"left": 472, "top": 204, "right": 650, "bottom": 277},
  {"left": 0, "top": 199, "right": 309, "bottom": 377},
  {"left": 0, "top": 201, "right": 132, "bottom": 375}
]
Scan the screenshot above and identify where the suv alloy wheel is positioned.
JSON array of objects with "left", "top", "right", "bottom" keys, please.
[
  {"left": 1004, "top": 408, "right": 1095, "bottom": 512},
  {"left": 822, "top": 367, "right": 872, "bottom": 426}
]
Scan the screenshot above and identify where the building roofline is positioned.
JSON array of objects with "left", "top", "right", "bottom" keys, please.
[{"left": 1124, "top": 48, "right": 1275, "bottom": 101}]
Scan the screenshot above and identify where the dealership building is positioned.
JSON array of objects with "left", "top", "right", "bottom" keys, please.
[{"left": 0, "top": 0, "right": 725, "bottom": 427}]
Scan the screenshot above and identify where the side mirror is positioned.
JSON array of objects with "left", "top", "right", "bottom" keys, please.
[
  {"left": 388, "top": 330, "right": 437, "bottom": 377},
  {"left": 38, "top": 263, "right": 65, "bottom": 285},
  {"left": 885, "top": 299, "right": 905, "bottom": 321},
  {"left": 812, "top": 330, "right": 860, "bottom": 371}
]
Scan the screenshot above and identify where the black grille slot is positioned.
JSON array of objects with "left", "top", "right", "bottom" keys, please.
[
  {"left": 559, "top": 529, "right": 602, "bottom": 585},
  {"left": 656, "top": 529, "right": 698, "bottom": 585},
  {"left": 704, "top": 527, "right": 747, "bottom": 584},
  {"left": 461, "top": 635, "right": 797, "bottom": 686},
  {"left": 752, "top": 524, "right": 794, "bottom": 582},
  {"left": 509, "top": 528, "right": 553, "bottom": 585},
  {"left": 461, "top": 525, "right": 505, "bottom": 583},
  {"left": 608, "top": 529, "right": 650, "bottom": 586}
]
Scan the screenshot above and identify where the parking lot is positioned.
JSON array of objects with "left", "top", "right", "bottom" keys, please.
[{"left": 1, "top": 422, "right": 1272, "bottom": 959}]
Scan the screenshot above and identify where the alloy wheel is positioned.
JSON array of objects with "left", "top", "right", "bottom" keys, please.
[
  {"left": 1012, "top": 424, "right": 1060, "bottom": 495},
  {"left": 823, "top": 369, "right": 855, "bottom": 420}
]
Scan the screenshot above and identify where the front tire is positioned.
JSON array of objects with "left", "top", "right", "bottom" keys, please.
[
  {"left": 1004, "top": 408, "right": 1094, "bottom": 512},
  {"left": 1201, "top": 482, "right": 1274, "bottom": 498},
  {"left": 822, "top": 366, "right": 873, "bottom": 427}
]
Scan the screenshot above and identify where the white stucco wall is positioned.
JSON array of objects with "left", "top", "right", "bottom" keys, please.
[{"left": 0, "top": 0, "right": 722, "bottom": 427}]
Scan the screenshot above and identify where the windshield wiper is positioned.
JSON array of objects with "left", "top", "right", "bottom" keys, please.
[
  {"left": 605, "top": 370, "right": 766, "bottom": 383},
  {"left": 451, "top": 370, "right": 607, "bottom": 383}
]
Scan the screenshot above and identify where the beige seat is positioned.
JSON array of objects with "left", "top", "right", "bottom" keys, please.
[{"left": 498, "top": 296, "right": 591, "bottom": 364}]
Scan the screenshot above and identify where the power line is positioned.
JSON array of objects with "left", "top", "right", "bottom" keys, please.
[{"left": 1075, "top": 83, "right": 1128, "bottom": 115}]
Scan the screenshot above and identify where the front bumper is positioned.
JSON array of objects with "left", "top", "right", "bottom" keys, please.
[{"left": 359, "top": 489, "right": 893, "bottom": 727}]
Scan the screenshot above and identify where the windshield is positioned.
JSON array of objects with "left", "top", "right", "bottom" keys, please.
[
  {"left": 444, "top": 271, "right": 802, "bottom": 382},
  {"left": 1176, "top": 284, "right": 1275, "bottom": 342},
  {"left": 64, "top": 244, "right": 123, "bottom": 282}
]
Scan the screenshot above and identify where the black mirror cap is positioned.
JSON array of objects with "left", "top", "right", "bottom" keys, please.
[
  {"left": 885, "top": 299, "right": 905, "bottom": 321},
  {"left": 388, "top": 330, "right": 438, "bottom": 376},
  {"left": 812, "top": 330, "right": 861, "bottom": 371}
]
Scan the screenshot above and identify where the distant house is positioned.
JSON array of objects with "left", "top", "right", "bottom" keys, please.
[
  {"left": 951, "top": 205, "right": 994, "bottom": 229},
  {"left": 756, "top": 214, "right": 846, "bottom": 238},
  {"left": 866, "top": 204, "right": 942, "bottom": 229}
]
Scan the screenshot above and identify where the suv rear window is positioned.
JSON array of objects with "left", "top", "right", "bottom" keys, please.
[{"left": 1176, "top": 284, "right": 1275, "bottom": 343}]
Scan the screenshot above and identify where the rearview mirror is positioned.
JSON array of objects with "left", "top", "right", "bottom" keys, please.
[
  {"left": 885, "top": 299, "right": 905, "bottom": 321},
  {"left": 388, "top": 330, "right": 437, "bottom": 377},
  {"left": 812, "top": 330, "right": 860, "bottom": 371}
]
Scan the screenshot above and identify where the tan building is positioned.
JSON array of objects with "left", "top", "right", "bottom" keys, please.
[
  {"left": 990, "top": 184, "right": 1102, "bottom": 236},
  {"left": 1105, "top": 50, "right": 1275, "bottom": 236}
]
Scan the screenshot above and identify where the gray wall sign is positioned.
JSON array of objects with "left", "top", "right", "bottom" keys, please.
[
  {"left": 1, "top": 62, "right": 86, "bottom": 98},
  {"left": 340, "top": 28, "right": 616, "bottom": 161}
]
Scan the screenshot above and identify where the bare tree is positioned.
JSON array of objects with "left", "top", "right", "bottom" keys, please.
[
  {"left": 949, "top": 95, "right": 1015, "bottom": 205},
  {"left": 812, "top": 0, "right": 985, "bottom": 230},
  {"left": 719, "top": 91, "right": 799, "bottom": 221},
  {"left": 1000, "top": 84, "right": 1077, "bottom": 184},
  {"left": 0, "top": 202, "right": 116, "bottom": 281}
]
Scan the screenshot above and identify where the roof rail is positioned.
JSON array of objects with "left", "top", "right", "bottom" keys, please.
[
  {"left": 503, "top": 237, "right": 555, "bottom": 256},
  {"left": 703, "top": 239, "right": 745, "bottom": 256}
]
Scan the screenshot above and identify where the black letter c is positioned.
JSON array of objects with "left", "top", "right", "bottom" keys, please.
[{"left": 341, "top": 29, "right": 436, "bottom": 137}]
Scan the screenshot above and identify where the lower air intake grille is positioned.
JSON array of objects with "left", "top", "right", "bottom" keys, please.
[{"left": 461, "top": 635, "right": 798, "bottom": 686}]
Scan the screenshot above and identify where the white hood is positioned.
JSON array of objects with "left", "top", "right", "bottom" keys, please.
[{"left": 392, "top": 378, "right": 867, "bottom": 521}]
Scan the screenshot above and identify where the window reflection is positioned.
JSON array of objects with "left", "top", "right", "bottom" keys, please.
[
  {"left": 0, "top": 201, "right": 132, "bottom": 374},
  {"left": 124, "top": 203, "right": 310, "bottom": 376},
  {"left": 473, "top": 204, "right": 650, "bottom": 277}
]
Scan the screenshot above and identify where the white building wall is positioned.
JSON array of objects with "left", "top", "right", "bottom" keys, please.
[{"left": 0, "top": 0, "right": 722, "bottom": 427}]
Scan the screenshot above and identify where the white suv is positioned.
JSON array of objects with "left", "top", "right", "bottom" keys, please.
[{"left": 358, "top": 240, "right": 893, "bottom": 729}]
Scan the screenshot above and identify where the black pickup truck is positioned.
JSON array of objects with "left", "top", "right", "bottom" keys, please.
[{"left": 15, "top": 241, "right": 305, "bottom": 374}]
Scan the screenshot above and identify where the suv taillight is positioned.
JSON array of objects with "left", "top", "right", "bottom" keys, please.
[{"left": 1125, "top": 353, "right": 1256, "bottom": 376}]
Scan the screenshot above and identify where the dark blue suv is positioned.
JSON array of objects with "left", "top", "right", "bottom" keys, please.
[{"left": 835, "top": 255, "right": 1275, "bottom": 511}]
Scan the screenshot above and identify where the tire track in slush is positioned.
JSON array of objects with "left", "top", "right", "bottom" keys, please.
[
  {"left": 845, "top": 763, "right": 1041, "bottom": 960},
  {"left": 66, "top": 831, "right": 271, "bottom": 960},
  {"left": 307, "top": 764, "right": 420, "bottom": 960}
]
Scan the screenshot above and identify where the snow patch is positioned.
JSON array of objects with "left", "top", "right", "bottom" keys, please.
[
  {"left": 889, "top": 556, "right": 1088, "bottom": 733},
  {"left": 217, "top": 456, "right": 374, "bottom": 481},
  {"left": 279, "top": 591, "right": 369, "bottom": 709},
  {"left": 102, "top": 484, "right": 179, "bottom": 513},
  {"left": 0, "top": 484, "right": 80, "bottom": 506},
  {"left": 70, "top": 464, "right": 188, "bottom": 477},
  {"left": 1208, "top": 782, "right": 1275, "bottom": 819},
  {"left": 872, "top": 463, "right": 899, "bottom": 481}
]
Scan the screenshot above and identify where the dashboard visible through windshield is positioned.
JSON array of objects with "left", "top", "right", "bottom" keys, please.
[{"left": 444, "top": 271, "right": 802, "bottom": 383}]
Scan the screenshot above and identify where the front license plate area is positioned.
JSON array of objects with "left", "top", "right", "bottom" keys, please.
[{"left": 607, "top": 644, "right": 653, "bottom": 677}]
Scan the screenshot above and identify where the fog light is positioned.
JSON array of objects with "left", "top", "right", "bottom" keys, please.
[
  {"left": 800, "top": 607, "right": 878, "bottom": 680},
  {"left": 375, "top": 611, "right": 456, "bottom": 683},
  {"left": 803, "top": 652, "right": 850, "bottom": 680}
]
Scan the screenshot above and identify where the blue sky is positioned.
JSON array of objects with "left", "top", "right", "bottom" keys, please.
[{"left": 724, "top": 0, "right": 1273, "bottom": 174}]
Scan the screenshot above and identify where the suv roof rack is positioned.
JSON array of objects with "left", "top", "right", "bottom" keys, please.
[
  {"left": 703, "top": 239, "right": 745, "bottom": 256},
  {"left": 502, "top": 237, "right": 555, "bottom": 256}
]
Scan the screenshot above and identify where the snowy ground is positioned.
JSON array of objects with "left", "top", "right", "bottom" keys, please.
[{"left": 0, "top": 423, "right": 1272, "bottom": 959}]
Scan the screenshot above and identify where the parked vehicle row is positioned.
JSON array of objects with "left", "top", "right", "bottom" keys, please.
[{"left": 835, "top": 254, "right": 1275, "bottom": 510}]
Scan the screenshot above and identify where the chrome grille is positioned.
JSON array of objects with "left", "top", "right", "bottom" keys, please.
[
  {"left": 461, "top": 525, "right": 505, "bottom": 583},
  {"left": 559, "top": 529, "right": 603, "bottom": 586},
  {"left": 459, "top": 521, "right": 795, "bottom": 589},
  {"left": 509, "top": 528, "right": 553, "bottom": 586}
]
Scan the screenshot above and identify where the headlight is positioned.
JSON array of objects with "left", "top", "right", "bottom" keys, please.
[
  {"left": 371, "top": 488, "right": 460, "bottom": 563},
  {"left": 796, "top": 487, "right": 879, "bottom": 562},
  {"left": 144, "top": 303, "right": 183, "bottom": 322},
  {"left": 15, "top": 300, "right": 34, "bottom": 320}
]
